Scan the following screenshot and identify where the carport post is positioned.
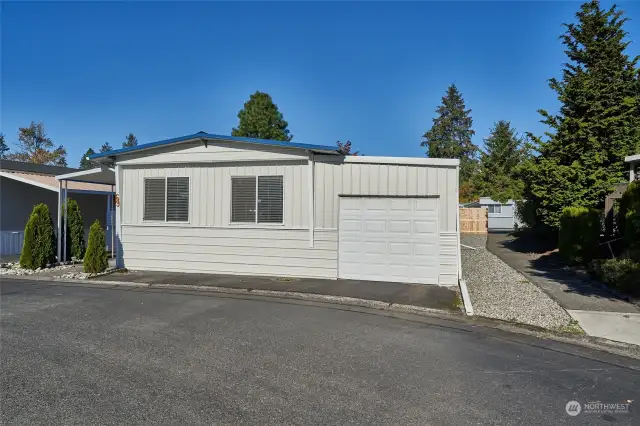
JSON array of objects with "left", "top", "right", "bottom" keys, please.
[
  {"left": 57, "top": 180, "right": 62, "bottom": 262},
  {"left": 63, "top": 180, "right": 68, "bottom": 262}
]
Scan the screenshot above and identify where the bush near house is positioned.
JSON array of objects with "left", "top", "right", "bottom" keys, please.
[
  {"left": 597, "top": 259, "right": 640, "bottom": 297},
  {"left": 84, "top": 220, "right": 108, "bottom": 273},
  {"left": 558, "top": 207, "right": 601, "bottom": 265},
  {"left": 66, "top": 199, "right": 86, "bottom": 259},
  {"left": 19, "top": 203, "right": 56, "bottom": 269}
]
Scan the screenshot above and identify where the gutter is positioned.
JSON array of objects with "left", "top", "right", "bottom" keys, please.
[{"left": 455, "top": 164, "right": 474, "bottom": 316}]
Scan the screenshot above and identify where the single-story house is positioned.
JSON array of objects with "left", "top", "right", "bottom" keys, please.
[
  {"left": 625, "top": 154, "right": 639, "bottom": 182},
  {"left": 463, "top": 197, "right": 521, "bottom": 230},
  {"left": 0, "top": 159, "right": 114, "bottom": 257},
  {"left": 86, "top": 132, "right": 461, "bottom": 285}
]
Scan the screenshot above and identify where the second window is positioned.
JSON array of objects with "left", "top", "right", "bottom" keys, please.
[{"left": 231, "top": 176, "right": 283, "bottom": 224}]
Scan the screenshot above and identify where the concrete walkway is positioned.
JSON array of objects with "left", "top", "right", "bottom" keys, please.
[
  {"left": 95, "top": 270, "right": 462, "bottom": 312},
  {"left": 487, "top": 232, "right": 640, "bottom": 346}
]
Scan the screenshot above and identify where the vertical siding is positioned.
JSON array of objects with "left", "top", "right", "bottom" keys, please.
[
  {"left": 122, "top": 161, "right": 308, "bottom": 228},
  {"left": 314, "top": 160, "right": 458, "bottom": 232}
]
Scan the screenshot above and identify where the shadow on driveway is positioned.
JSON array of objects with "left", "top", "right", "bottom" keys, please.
[{"left": 486, "top": 232, "right": 639, "bottom": 313}]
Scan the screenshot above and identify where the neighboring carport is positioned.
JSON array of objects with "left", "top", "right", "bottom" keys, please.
[{"left": 55, "top": 167, "right": 115, "bottom": 262}]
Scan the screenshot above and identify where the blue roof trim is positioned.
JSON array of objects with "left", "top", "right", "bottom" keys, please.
[{"left": 87, "top": 132, "right": 340, "bottom": 159}]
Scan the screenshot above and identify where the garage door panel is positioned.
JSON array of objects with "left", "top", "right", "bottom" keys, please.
[{"left": 338, "top": 197, "right": 440, "bottom": 285}]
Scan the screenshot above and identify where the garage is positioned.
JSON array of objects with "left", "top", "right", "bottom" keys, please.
[{"left": 338, "top": 196, "right": 440, "bottom": 284}]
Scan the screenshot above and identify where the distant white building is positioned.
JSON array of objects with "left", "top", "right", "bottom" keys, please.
[{"left": 463, "top": 197, "right": 521, "bottom": 230}]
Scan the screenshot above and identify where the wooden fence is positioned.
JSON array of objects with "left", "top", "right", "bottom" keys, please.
[{"left": 460, "top": 207, "right": 488, "bottom": 234}]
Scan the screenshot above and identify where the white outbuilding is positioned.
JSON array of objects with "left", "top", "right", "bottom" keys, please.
[{"left": 88, "top": 132, "right": 461, "bottom": 286}]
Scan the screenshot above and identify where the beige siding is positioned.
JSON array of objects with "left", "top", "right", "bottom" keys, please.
[
  {"left": 314, "top": 160, "right": 458, "bottom": 232},
  {"left": 121, "top": 226, "right": 337, "bottom": 278},
  {"left": 117, "top": 140, "right": 308, "bottom": 166},
  {"left": 121, "top": 161, "right": 308, "bottom": 228}
]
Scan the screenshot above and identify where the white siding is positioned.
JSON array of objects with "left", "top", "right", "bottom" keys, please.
[
  {"left": 314, "top": 160, "right": 458, "bottom": 232},
  {"left": 117, "top": 140, "right": 308, "bottom": 166},
  {"left": 121, "top": 161, "right": 308, "bottom": 228},
  {"left": 439, "top": 233, "right": 458, "bottom": 285},
  {"left": 121, "top": 226, "right": 337, "bottom": 278}
]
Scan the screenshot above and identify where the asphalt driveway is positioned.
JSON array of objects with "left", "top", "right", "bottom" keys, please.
[{"left": 2, "top": 278, "right": 639, "bottom": 425}]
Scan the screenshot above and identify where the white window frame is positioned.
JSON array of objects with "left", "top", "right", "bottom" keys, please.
[
  {"left": 229, "top": 175, "right": 284, "bottom": 226},
  {"left": 142, "top": 176, "right": 191, "bottom": 224},
  {"left": 488, "top": 204, "right": 502, "bottom": 214}
]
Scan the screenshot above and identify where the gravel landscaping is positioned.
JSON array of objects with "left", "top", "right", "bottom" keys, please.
[
  {"left": 0, "top": 262, "right": 75, "bottom": 276},
  {"left": 461, "top": 234, "right": 574, "bottom": 330}
]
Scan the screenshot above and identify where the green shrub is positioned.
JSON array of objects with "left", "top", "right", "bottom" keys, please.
[
  {"left": 19, "top": 203, "right": 56, "bottom": 269},
  {"left": 598, "top": 258, "right": 640, "bottom": 296},
  {"left": 619, "top": 181, "right": 640, "bottom": 260},
  {"left": 83, "top": 220, "right": 107, "bottom": 273},
  {"left": 66, "top": 199, "right": 85, "bottom": 259},
  {"left": 558, "top": 206, "right": 601, "bottom": 265}
]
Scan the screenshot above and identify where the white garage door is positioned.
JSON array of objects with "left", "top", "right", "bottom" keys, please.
[{"left": 338, "top": 197, "right": 439, "bottom": 284}]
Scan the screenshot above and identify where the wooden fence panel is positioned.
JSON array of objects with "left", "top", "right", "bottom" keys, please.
[{"left": 460, "top": 207, "right": 488, "bottom": 234}]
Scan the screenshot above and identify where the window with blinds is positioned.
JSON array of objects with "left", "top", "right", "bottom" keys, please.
[
  {"left": 231, "top": 177, "right": 257, "bottom": 222},
  {"left": 231, "top": 175, "right": 284, "bottom": 224},
  {"left": 258, "top": 176, "right": 283, "bottom": 223},
  {"left": 167, "top": 177, "right": 189, "bottom": 222},
  {"left": 144, "top": 178, "right": 166, "bottom": 221}
]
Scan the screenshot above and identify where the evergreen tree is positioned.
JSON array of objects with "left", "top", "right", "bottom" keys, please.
[
  {"left": 19, "top": 203, "right": 56, "bottom": 269},
  {"left": 100, "top": 142, "right": 113, "bottom": 153},
  {"left": 79, "top": 148, "right": 95, "bottom": 170},
  {"left": 474, "top": 121, "right": 529, "bottom": 203},
  {"left": 521, "top": 0, "right": 640, "bottom": 229},
  {"left": 84, "top": 220, "right": 107, "bottom": 273},
  {"left": 66, "top": 199, "right": 86, "bottom": 259},
  {"left": 0, "top": 133, "right": 9, "bottom": 158},
  {"left": 422, "top": 84, "right": 479, "bottom": 184},
  {"left": 123, "top": 133, "right": 138, "bottom": 148},
  {"left": 232, "top": 91, "right": 293, "bottom": 141},
  {"left": 7, "top": 122, "right": 67, "bottom": 166}
]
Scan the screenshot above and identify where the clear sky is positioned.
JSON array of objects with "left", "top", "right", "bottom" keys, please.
[{"left": 2, "top": 1, "right": 639, "bottom": 167}]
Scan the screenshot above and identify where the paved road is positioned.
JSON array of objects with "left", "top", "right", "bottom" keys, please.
[{"left": 2, "top": 279, "right": 639, "bottom": 425}]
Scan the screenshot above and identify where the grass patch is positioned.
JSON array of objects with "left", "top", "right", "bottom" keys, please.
[{"left": 555, "top": 319, "right": 585, "bottom": 335}]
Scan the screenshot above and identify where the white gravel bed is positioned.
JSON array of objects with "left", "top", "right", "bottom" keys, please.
[
  {"left": 461, "top": 234, "right": 573, "bottom": 330},
  {"left": 0, "top": 262, "right": 74, "bottom": 276}
]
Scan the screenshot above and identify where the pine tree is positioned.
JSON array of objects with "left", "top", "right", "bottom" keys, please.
[
  {"left": 100, "top": 142, "right": 113, "bottom": 153},
  {"left": 0, "top": 133, "right": 9, "bottom": 158},
  {"left": 123, "top": 133, "right": 138, "bottom": 148},
  {"left": 521, "top": 0, "right": 640, "bottom": 229},
  {"left": 232, "top": 91, "right": 293, "bottom": 141},
  {"left": 474, "top": 121, "right": 529, "bottom": 203},
  {"left": 79, "top": 148, "right": 95, "bottom": 169},
  {"left": 422, "top": 84, "right": 479, "bottom": 184},
  {"left": 336, "top": 140, "right": 360, "bottom": 156},
  {"left": 7, "top": 122, "right": 67, "bottom": 166}
]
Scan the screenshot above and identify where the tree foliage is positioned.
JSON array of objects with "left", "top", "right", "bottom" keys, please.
[
  {"left": 336, "top": 140, "right": 360, "bottom": 156},
  {"left": 521, "top": 1, "right": 640, "bottom": 229},
  {"left": 0, "top": 133, "right": 9, "bottom": 158},
  {"left": 473, "top": 121, "right": 529, "bottom": 203},
  {"left": 79, "top": 148, "right": 95, "bottom": 170},
  {"left": 84, "top": 220, "right": 107, "bottom": 273},
  {"left": 558, "top": 206, "right": 601, "bottom": 264},
  {"left": 422, "top": 84, "right": 479, "bottom": 184},
  {"left": 66, "top": 199, "right": 86, "bottom": 259},
  {"left": 123, "top": 133, "right": 138, "bottom": 148},
  {"left": 232, "top": 91, "right": 293, "bottom": 141},
  {"left": 7, "top": 122, "right": 67, "bottom": 166},
  {"left": 19, "top": 203, "right": 56, "bottom": 269},
  {"left": 100, "top": 142, "right": 113, "bottom": 153}
]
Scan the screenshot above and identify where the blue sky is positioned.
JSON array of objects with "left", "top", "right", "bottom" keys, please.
[{"left": 2, "top": 1, "right": 639, "bottom": 167}]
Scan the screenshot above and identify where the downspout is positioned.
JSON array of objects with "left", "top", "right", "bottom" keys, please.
[
  {"left": 308, "top": 151, "right": 315, "bottom": 248},
  {"left": 57, "top": 180, "right": 62, "bottom": 263},
  {"left": 456, "top": 163, "right": 474, "bottom": 316}
]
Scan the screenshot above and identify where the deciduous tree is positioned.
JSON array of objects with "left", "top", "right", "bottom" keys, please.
[{"left": 7, "top": 122, "right": 67, "bottom": 166}]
